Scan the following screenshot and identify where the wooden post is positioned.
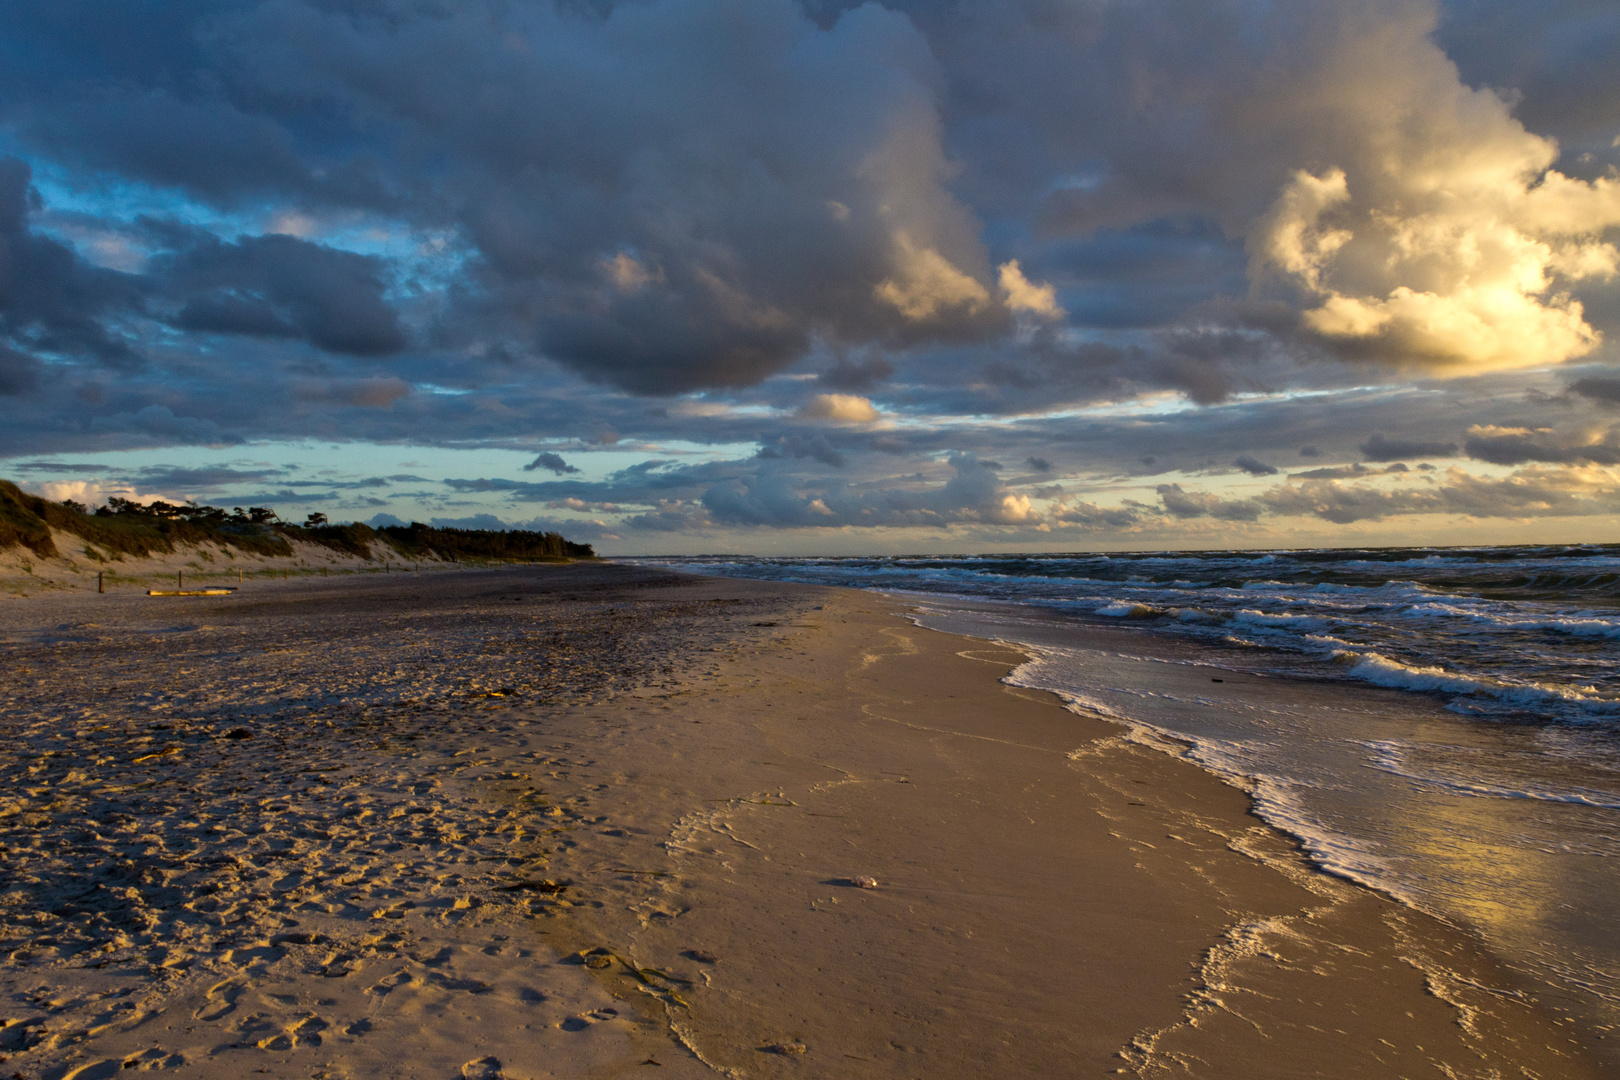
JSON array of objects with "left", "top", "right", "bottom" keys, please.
[
  {"left": 238, "top": 568, "right": 242, "bottom": 584},
  {"left": 98, "top": 571, "right": 103, "bottom": 594},
  {"left": 178, "top": 570, "right": 183, "bottom": 590}
]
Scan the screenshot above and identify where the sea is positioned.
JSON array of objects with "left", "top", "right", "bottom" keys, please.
[{"left": 632, "top": 546, "right": 1620, "bottom": 1041}]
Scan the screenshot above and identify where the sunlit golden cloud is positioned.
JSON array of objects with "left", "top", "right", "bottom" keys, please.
[{"left": 1252, "top": 72, "right": 1620, "bottom": 371}]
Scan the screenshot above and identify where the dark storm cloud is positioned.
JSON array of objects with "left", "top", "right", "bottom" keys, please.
[
  {"left": 1463, "top": 430, "right": 1620, "bottom": 466},
  {"left": 1047, "top": 218, "right": 1248, "bottom": 330},
  {"left": 0, "top": 344, "right": 41, "bottom": 395},
  {"left": 1232, "top": 455, "right": 1278, "bottom": 476},
  {"left": 225, "top": 0, "right": 1010, "bottom": 393},
  {"left": 87, "top": 405, "right": 238, "bottom": 446},
  {"left": 523, "top": 452, "right": 580, "bottom": 475},
  {"left": 154, "top": 231, "right": 406, "bottom": 356},
  {"left": 0, "top": 157, "right": 143, "bottom": 371},
  {"left": 818, "top": 356, "right": 895, "bottom": 392},
  {"left": 1360, "top": 432, "right": 1460, "bottom": 462},
  {"left": 1568, "top": 376, "right": 1620, "bottom": 407}
]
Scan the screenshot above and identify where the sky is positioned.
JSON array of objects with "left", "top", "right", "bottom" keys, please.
[{"left": 2, "top": 0, "right": 1620, "bottom": 555}]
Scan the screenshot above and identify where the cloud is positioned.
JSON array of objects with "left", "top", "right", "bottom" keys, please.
[
  {"left": 1242, "top": 15, "right": 1620, "bottom": 372},
  {"left": 0, "top": 344, "right": 41, "bottom": 396},
  {"left": 1232, "top": 454, "right": 1278, "bottom": 476},
  {"left": 1463, "top": 424, "right": 1620, "bottom": 465},
  {"left": 1569, "top": 375, "right": 1620, "bottom": 405},
  {"left": 874, "top": 232, "right": 992, "bottom": 321},
  {"left": 429, "top": 514, "right": 511, "bottom": 531},
  {"left": 87, "top": 405, "right": 239, "bottom": 447},
  {"left": 699, "top": 452, "right": 1036, "bottom": 528},
  {"left": 156, "top": 231, "right": 406, "bottom": 357},
  {"left": 523, "top": 452, "right": 581, "bottom": 475},
  {"left": 291, "top": 378, "right": 411, "bottom": 408},
  {"left": 997, "top": 259, "right": 1064, "bottom": 319},
  {"left": 1026, "top": 456, "right": 1052, "bottom": 472},
  {"left": 130, "top": 465, "right": 284, "bottom": 490},
  {"left": 1291, "top": 462, "right": 1408, "bottom": 480},
  {"left": 1156, "top": 483, "right": 1263, "bottom": 522},
  {"left": 1050, "top": 500, "right": 1144, "bottom": 529},
  {"left": 797, "top": 393, "right": 881, "bottom": 424},
  {"left": 603, "top": 253, "right": 663, "bottom": 294},
  {"left": 0, "top": 157, "right": 143, "bottom": 371},
  {"left": 1360, "top": 432, "right": 1459, "bottom": 461},
  {"left": 1259, "top": 465, "right": 1620, "bottom": 523},
  {"left": 757, "top": 433, "right": 846, "bottom": 468},
  {"left": 818, "top": 355, "right": 893, "bottom": 391}
]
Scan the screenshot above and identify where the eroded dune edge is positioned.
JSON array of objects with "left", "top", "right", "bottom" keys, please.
[{"left": 0, "top": 565, "right": 1601, "bottom": 1079}]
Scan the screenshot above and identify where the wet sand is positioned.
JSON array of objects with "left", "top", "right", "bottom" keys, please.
[{"left": 0, "top": 564, "right": 1601, "bottom": 1077}]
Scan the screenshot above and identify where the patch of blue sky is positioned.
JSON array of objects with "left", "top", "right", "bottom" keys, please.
[
  {"left": 16, "top": 151, "right": 463, "bottom": 282},
  {"left": 4, "top": 437, "right": 765, "bottom": 502}
]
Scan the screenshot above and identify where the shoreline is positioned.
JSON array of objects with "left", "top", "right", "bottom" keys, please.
[
  {"left": 0, "top": 566, "right": 1601, "bottom": 1077},
  {"left": 894, "top": 590, "right": 1620, "bottom": 1057}
]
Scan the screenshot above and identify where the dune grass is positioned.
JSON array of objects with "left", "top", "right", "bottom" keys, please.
[{"left": 0, "top": 479, "right": 594, "bottom": 564}]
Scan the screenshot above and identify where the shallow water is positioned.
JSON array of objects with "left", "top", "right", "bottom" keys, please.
[{"left": 634, "top": 549, "right": 1620, "bottom": 1044}]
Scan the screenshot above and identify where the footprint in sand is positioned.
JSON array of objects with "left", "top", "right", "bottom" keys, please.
[
  {"left": 461, "top": 1057, "right": 503, "bottom": 1080},
  {"left": 366, "top": 969, "right": 412, "bottom": 997},
  {"left": 290, "top": 1013, "right": 329, "bottom": 1046},
  {"left": 121, "top": 1047, "right": 186, "bottom": 1070},
  {"left": 559, "top": 1008, "right": 619, "bottom": 1032},
  {"left": 193, "top": 979, "right": 245, "bottom": 1021}
]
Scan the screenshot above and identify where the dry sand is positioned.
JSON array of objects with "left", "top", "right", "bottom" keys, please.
[{"left": 0, "top": 565, "right": 1602, "bottom": 1078}]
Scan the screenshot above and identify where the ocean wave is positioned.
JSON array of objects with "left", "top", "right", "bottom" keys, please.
[
  {"left": 1230, "top": 608, "right": 1333, "bottom": 631},
  {"left": 638, "top": 549, "right": 1620, "bottom": 725},
  {"left": 1335, "top": 650, "right": 1620, "bottom": 716},
  {"left": 1398, "top": 602, "right": 1620, "bottom": 640},
  {"left": 1094, "top": 601, "right": 1160, "bottom": 618}
]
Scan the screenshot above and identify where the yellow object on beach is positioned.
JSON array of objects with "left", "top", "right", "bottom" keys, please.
[{"left": 147, "top": 588, "right": 235, "bottom": 596}]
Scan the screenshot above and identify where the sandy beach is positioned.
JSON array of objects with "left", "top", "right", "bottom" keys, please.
[{"left": 0, "top": 564, "right": 1604, "bottom": 1078}]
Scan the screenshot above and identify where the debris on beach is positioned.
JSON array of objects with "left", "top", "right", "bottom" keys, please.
[
  {"left": 763, "top": 1041, "right": 808, "bottom": 1055},
  {"left": 851, "top": 875, "right": 879, "bottom": 889},
  {"left": 684, "top": 949, "right": 718, "bottom": 964}
]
